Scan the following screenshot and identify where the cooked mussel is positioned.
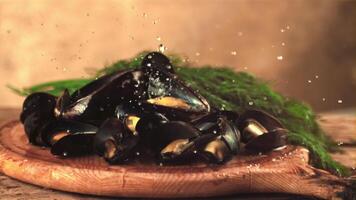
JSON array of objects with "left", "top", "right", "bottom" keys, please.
[
  {"left": 20, "top": 92, "right": 56, "bottom": 123},
  {"left": 56, "top": 69, "right": 147, "bottom": 125},
  {"left": 152, "top": 121, "right": 205, "bottom": 163},
  {"left": 40, "top": 119, "right": 98, "bottom": 146},
  {"left": 141, "top": 51, "right": 174, "bottom": 74},
  {"left": 237, "top": 109, "right": 288, "bottom": 152},
  {"left": 94, "top": 118, "right": 139, "bottom": 163},
  {"left": 135, "top": 112, "right": 169, "bottom": 139},
  {"left": 23, "top": 111, "right": 55, "bottom": 145},
  {"left": 39, "top": 120, "right": 98, "bottom": 157},
  {"left": 51, "top": 134, "right": 96, "bottom": 157},
  {"left": 191, "top": 113, "right": 241, "bottom": 163}
]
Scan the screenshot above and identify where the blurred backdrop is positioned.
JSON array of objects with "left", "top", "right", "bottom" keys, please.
[{"left": 0, "top": 0, "right": 355, "bottom": 111}]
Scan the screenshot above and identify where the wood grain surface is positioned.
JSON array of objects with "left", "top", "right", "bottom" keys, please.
[{"left": 0, "top": 119, "right": 349, "bottom": 199}]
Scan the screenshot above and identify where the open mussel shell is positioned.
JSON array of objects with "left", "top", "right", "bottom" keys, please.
[
  {"left": 54, "top": 89, "right": 72, "bottom": 117},
  {"left": 238, "top": 109, "right": 288, "bottom": 152},
  {"left": 141, "top": 52, "right": 210, "bottom": 118},
  {"left": 135, "top": 112, "right": 169, "bottom": 139},
  {"left": 40, "top": 119, "right": 98, "bottom": 147},
  {"left": 141, "top": 51, "right": 174, "bottom": 74},
  {"left": 150, "top": 121, "right": 202, "bottom": 163},
  {"left": 238, "top": 109, "right": 284, "bottom": 132},
  {"left": 57, "top": 69, "right": 147, "bottom": 125},
  {"left": 146, "top": 74, "right": 210, "bottom": 113},
  {"left": 94, "top": 118, "right": 139, "bottom": 163},
  {"left": 23, "top": 111, "right": 55, "bottom": 145},
  {"left": 20, "top": 92, "right": 56, "bottom": 123},
  {"left": 192, "top": 114, "right": 240, "bottom": 163},
  {"left": 244, "top": 128, "right": 288, "bottom": 152},
  {"left": 200, "top": 138, "right": 231, "bottom": 164},
  {"left": 151, "top": 121, "right": 200, "bottom": 151},
  {"left": 191, "top": 112, "right": 241, "bottom": 154},
  {"left": 40, "top": 120, "right": 98, "bottom": 157},
  {"left": 51, "top": 134, "right": 96, "bottom": 157}
]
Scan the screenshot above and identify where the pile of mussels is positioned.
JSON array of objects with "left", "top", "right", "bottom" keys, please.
[{"left": 20, "top": 52, "right": 288, "bottom": 164}]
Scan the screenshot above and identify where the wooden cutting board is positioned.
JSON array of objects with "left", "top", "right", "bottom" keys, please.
[{"left": 0, "top": 121, "right": 348, "bottom": 199}]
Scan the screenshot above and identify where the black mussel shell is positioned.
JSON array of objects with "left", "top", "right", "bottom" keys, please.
[
  {"left": 218, "top": 118, "right": 241, "bottom": 154},
  {"left": 218, "top": 110, "right": 239, "bottom": 122},
  {"left": 94, "top": 118, "right": 139, "bottom": 163},
  {"left": 115, "top": 104, "right": 145, "bottom": 132},
  {"left": 191, "top": 112, "right": 241, "bottom": 154},
  {"left": 51, "top": 133, "right": 95, "bottom": 157},
  {"left": 58, "top": 69, "right": 147, "bottom": 125},
  {"left": 144, "top": 68, "right": 210, "bottom": 113},
  {"left": 190, "top": 111, "right": 220, "bottom": 130},
  {"left": 54, "top": 89, "right": 72, "bottom": 117},
  {"left": 41, "top": 119, "right": 98, "bottom": 147},
  {"left": 141, "top": 52, "right": 174, "bottom": 74},
  {"left": 24, "top": 111, "right": 55, "bottom": 145},
  {"left": 200, "top": 138, "right": 231, "bottom": 164},
  {"left": 150, "top": 121, "right": 200, "bottom": 151},
  {"left": 20, "top": 92, "right": 56, "bottom": 123},
  {"left": 151, "top": 121, "right": 217, "bottom": 163},
  {"left": 244, "top": 128, "right": 288, "bottom": 152},
  {"left": 237, "top": 109, "right": 288, "bottom": 152},
  {"left": 135, "top": 112, "right": 169, "bottom": 138},
  {"left": 237, "top": 109, "right": 284, "bottom": 133}
]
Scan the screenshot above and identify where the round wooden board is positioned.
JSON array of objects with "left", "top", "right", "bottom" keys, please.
[{"left": 0, "top": 121, "right": 343, "bottom": 199}]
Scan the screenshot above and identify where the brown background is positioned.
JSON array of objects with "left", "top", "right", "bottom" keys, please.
[{"left": 0, "top": 0, "right": 355, "bottom": 111}]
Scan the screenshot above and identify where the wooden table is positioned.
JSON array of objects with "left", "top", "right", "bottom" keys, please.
[{"left": 0, "top": 108, "right": 355, "bottom": 200}]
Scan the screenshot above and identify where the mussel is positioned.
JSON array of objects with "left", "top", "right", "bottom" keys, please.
[
  {"left": 20, "top": 92, "right": 56, "bottom": 123},
  {"left": 237, "top": 109, "right": 288, "bottom": 152},
  {"left": 94, "top": 118, "right": 139, "bottom": 163},
  {"left": 20, "top": 51, "right": 289, "bottom": 165}
]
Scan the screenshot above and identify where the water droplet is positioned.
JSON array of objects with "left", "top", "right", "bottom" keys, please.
[
  {"left": 159, "top": 163, "right": 163, "bottom": 166},
  {"left": 277, "top": 56, "right": 283, "bottom": 60},
  {"left": 280, "top": 29, "right": 285, "bottom": 33},
  {"left": 307, "top": 80, "right": 312, "bottom": 83},
  {"left": 286, "top": 25, "right": 290, "bottom": 30},
  {"left": 281, "top": 42, "right": 285, "bottom": 46},
  {"left": 315, "top": 75, "right": 319, "bottom": 79},
  {"left": 231, "top": 51, "right": 237, "bottom": 55},
  {"left": 158, "top": 44, "right": 166, "bottom": 53},
  {"left": 195, "top": 52, "right": 200, "bottom": 56},
  {"left": 146, "top": 63, "right": 151, "bottom": 67},
  {"left": 322, "top": 97, "right": 326, "bottom": 102},
  {"left": 136, "top": 152, "right": 140, "bottom": 156},
  {"left": 193, "top": 150, "right": 197, "bottom": 154},
  {"left": 63, "top": 152, "right": 67, "bottom": 156},
  {"left": 263, "top": 96, "right": 268, "bottom": 100},
  {"left": 248, "top": 101, "right": 254, "bottom": 106},
  {"left": 337, "top": 99, "right": 343, "bottom": 104}
]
